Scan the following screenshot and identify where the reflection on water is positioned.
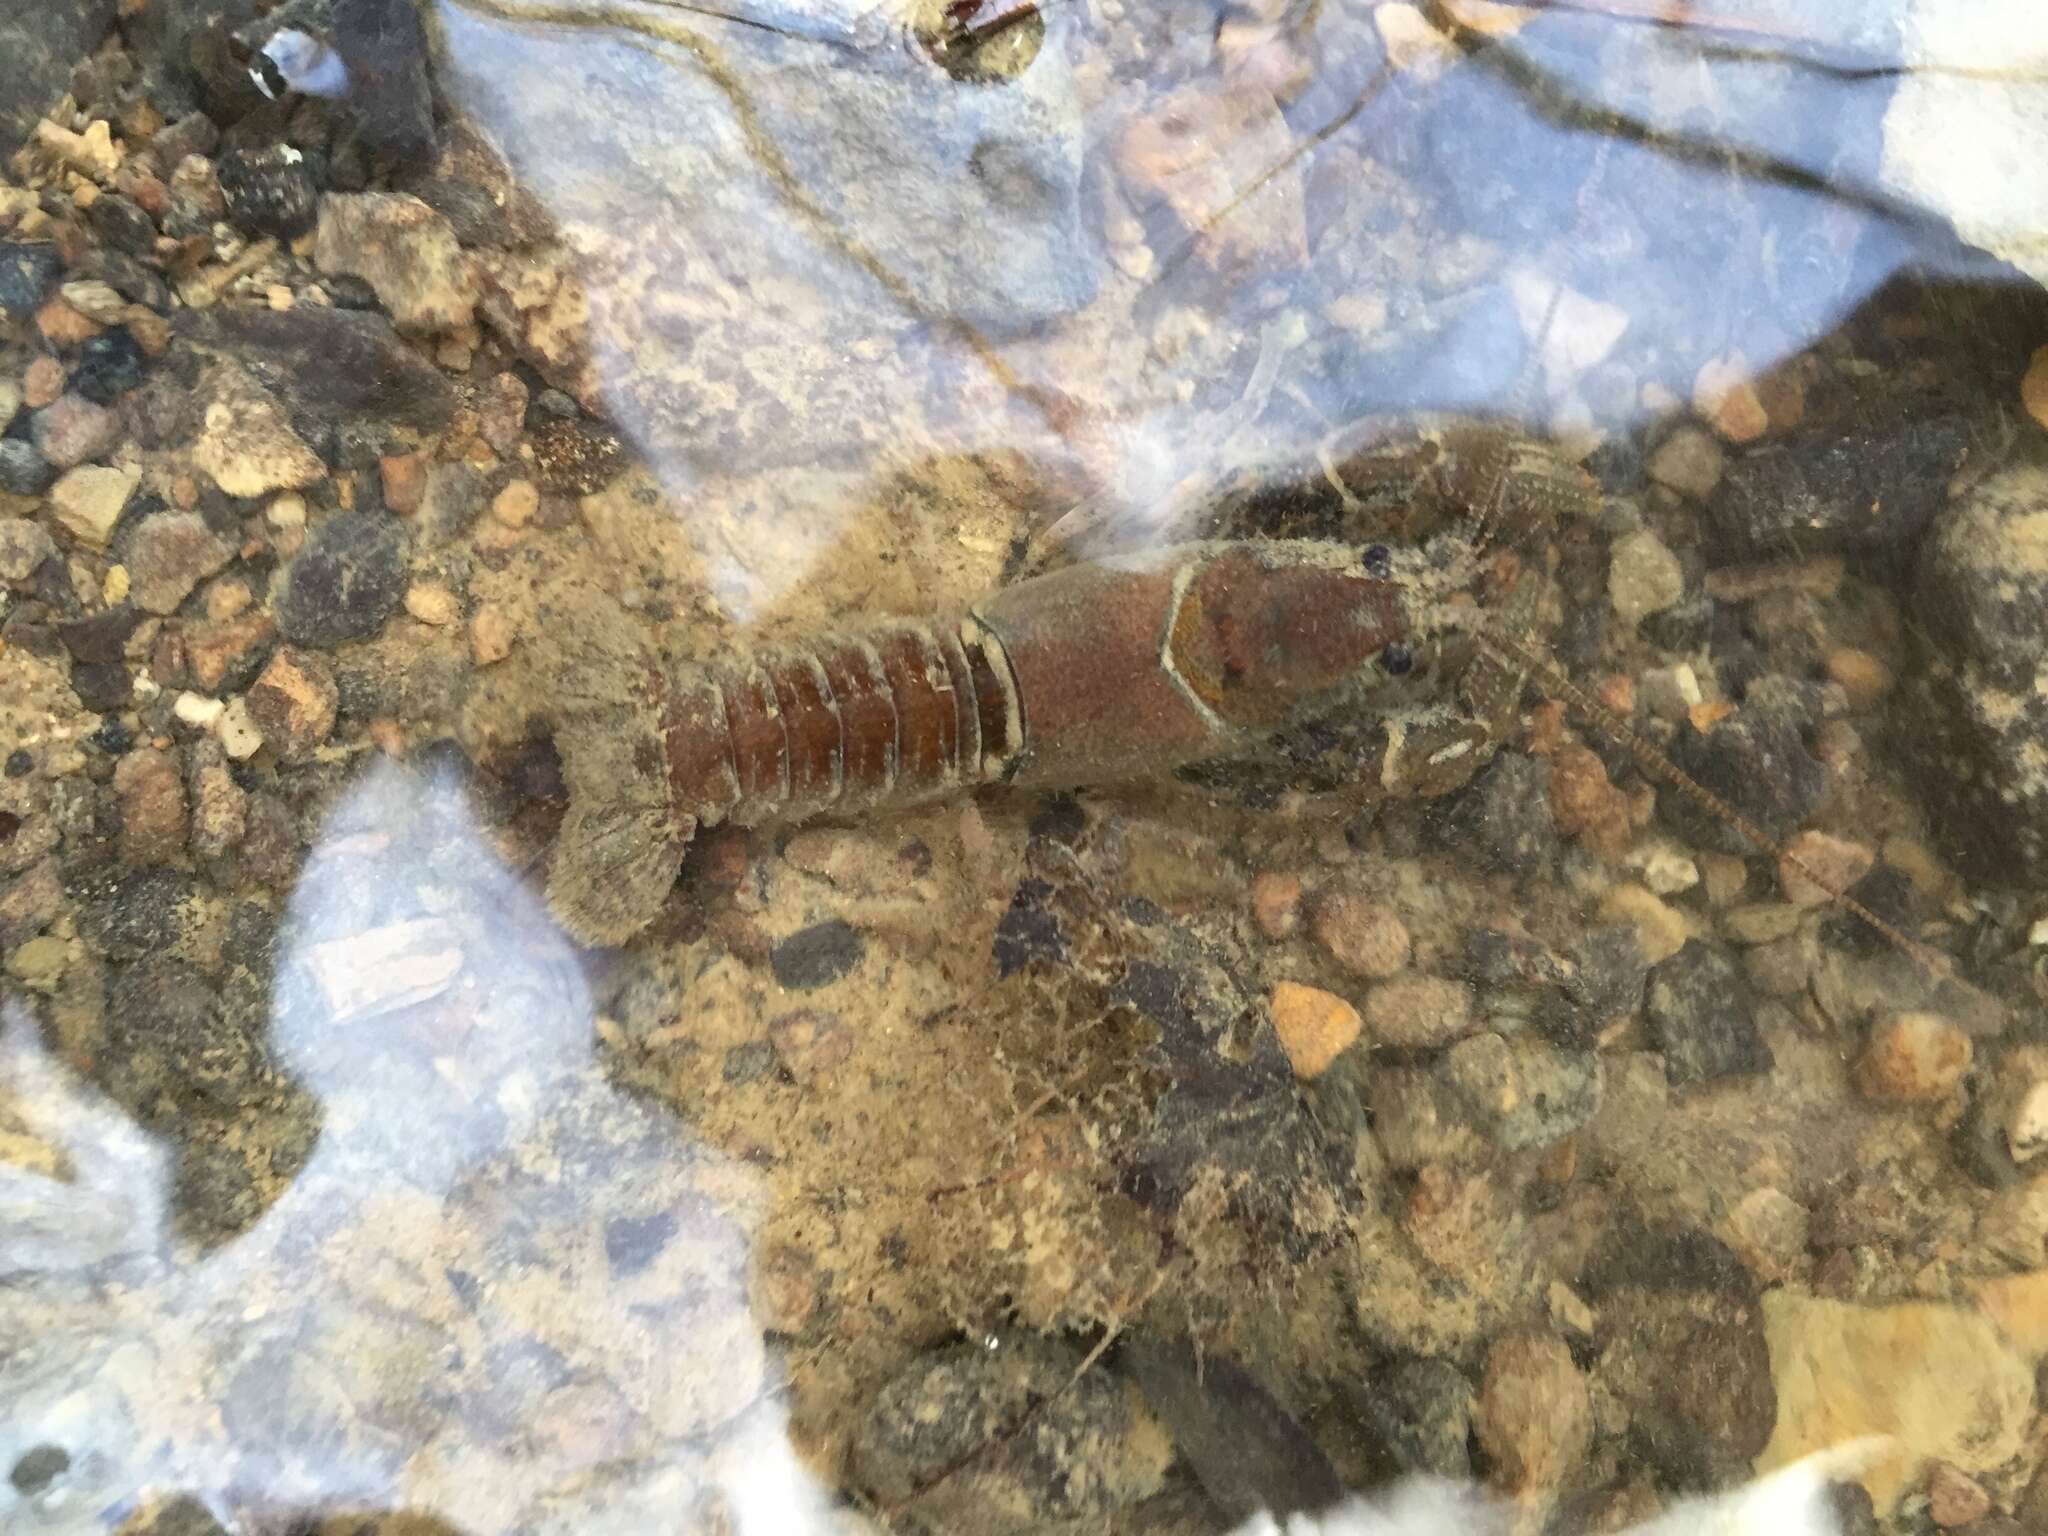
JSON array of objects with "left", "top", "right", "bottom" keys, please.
[
  {"left": 2, "top": 761, "right": 835, "bottom": 1532},
  {"left": 429, "top": 0, "right": 1993, "bottom": 605},
  {"left": 2, "top": 0, "right": 2048, "bottom": 1529}
]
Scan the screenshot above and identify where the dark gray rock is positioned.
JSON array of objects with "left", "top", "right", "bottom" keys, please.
[
  {"left": 7, "top": 1443, "right": 69, "bottom": 1496},
  {"left": 1443, "top": 1033, "right": 1603, "bottom": 1153},
  {"left": 87, "top": 193, "right": 159, "bottom": 256},
  {"left": 121, "top": 0, "right": 266, "bottom": 126},
  {"left": 413, "top": 461, "right": 489, "bottom": 545},
  {"left": 72, "top": 329, "right": 149, "bottom": 405},
  {"left": 104, "top": 958, "right": 264, "bottom": 1112},
  {"left": 0, "top": 1, "right": 116, "bottom": 154},
  {"left": 0, "top": 440, "right": 56, "bottom": 495},
  {"left": 1347, "top": 1356, "right": 1474, "bottom": 1480},
  {"left": 1896, "top": 464, "right": 2048, "bottom": 887},
  {"left": 57, "top": 604, "right": 142, "bottom": 665},
  {"left": 1544, "top": 923, "right": 1649, "bottom": 1045},
  {"left": 1659, "top": 698, "right": 1828, "bottom": 854},
  {"left": 76, "top": 248, "right": 173, "bottom": 312},
  {"left": 0, "top": 242, "right": 63, "bottom": 324},
  {"left": 1706, "top": 416, "right": 1969, "bottom": 560},
  {"left": 721, "top": 1039, "right": 774, "bottom": 1084},
  {"left": 851, "top": 1335, "right": 1167, "bottom": 1527},
  {"left": 276, "top": 510, "right": 406, "bottom": 648},
  {"left": 1582, "top": 1227, "right": 1777, "bottom": 1489},
  {"left": 67, "top": 864, "right": 206, "bottom": 962},
  {"left": 992, "top": 876, "right": 1062, "bottom": 976},
  {"left": 233, "top": 0, "right": 437, "bottom": 165},
  {"left": 175, "top": 303, "right": 455, "bottom": 439},
  {"left": 217, "top": 143, "right": 323, "bottom": 238},
  {"left": 1427, "top": 751, "right": 1562, "bottom": 873},
  {"left": 70, "top": 661, "right": 133, "bottom": 713},
  {"left": 1645, "top": 940, "right": 1772, "bottom": 1090},
  {"left": 769, "top": 918, "right": 864, "bottom": 990},
  {"left": 1121, "top": 1334, "right": 1340, "bottom": 1522},
  {"left": 145, "top": 111, "right": 221, "bottom": 171}
]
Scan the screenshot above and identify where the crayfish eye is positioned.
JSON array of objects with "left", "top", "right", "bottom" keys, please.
[
  {"left": 1380, "top": 644, "right": 1415, "bottom": 676},
  {"left": 1363, "top": 544, "right": 1392, "bottom": 579}
]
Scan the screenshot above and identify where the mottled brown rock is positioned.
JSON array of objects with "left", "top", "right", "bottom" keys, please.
[
  {"left": 184, "top": 611, "right": 276, "bottom": 692},
  {"left": 114, "top": 746, "right": 188, "bottom": 866},
  {"left": 470, "top": 605, "right": 515, "bottom": 665},
  {"left": 1549, "top": 745, "right": 1631, "bottom": 860},
  {"left": 1474, "top": 1331, "right": 1591, "bottom": 1498},
  {"left": 1364, "top": 974, "right": 1475, "bottom": 1049},
  {"left": 245, "top": 647, "right": 338, "bottom": 761},
  {"left": 1249, "top": 870, "right": 1302, "bottom": 941},
  {"left": 188, "top": 746, "right": 247, "bottom": 861},
  {"left": 1854, "top": 1012, "right": 1970, "bottom": 1103},
  {"left": 127, "top": 511, "right": 233, "bottom": 616},
  {"left": 314, "top": 193, "right": 478, "bottom": 334},
  {"left": 1928, "top": 1463, "right": 1992, "bottom": 1528},
  {"left": 379, "top": 451, "right": 428, "bottom": 514},
  {"left": 1311, "top": 890, "right": 1409, "bottom": 978}
]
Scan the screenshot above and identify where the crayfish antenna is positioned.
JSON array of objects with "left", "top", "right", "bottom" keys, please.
[{"left": 1472, "top": 621, "right": 1968, "bottom": 989}]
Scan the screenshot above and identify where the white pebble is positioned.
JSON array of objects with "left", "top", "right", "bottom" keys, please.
[
  {"left": 173, "top": 691, "right": 223, "bottom": 728},
  {"left": 219, "top": 697, "right": 264, "bottom": 759},
  {"left": 1640, "top": 662, "right": 1703, "bottom": 721},
  {"left": 1632, "top": 839, "right": 1701, "bottom": 895}
]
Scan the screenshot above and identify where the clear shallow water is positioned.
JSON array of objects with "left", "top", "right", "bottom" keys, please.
[{"left": 2, "top": 0, "right": 2047, "bottom": 1531}]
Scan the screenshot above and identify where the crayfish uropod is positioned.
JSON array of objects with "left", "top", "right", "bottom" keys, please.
[{"left": 515, "top": 527, "right": 1531, "bottom": 947}]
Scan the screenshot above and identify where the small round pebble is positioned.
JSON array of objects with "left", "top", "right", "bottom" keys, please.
[
  {"left": 1646, "top": 423, "right": 1725, "bottom": 501},
  {"left": 0, "top": 438, "right": 54, "bottom": 495},
  {"left": 1269, "top": 981, "right": 1361, "bottom": 1080},
  {"left": 1249, "top": 870, "right": 1303, "bottom": 941},
  {"left": 1597, "top": 882, "right": 1690, "bottom": 964},
  {"left": 1824, "top": 647, "right": 1894, "bottom": 708},
  {"left": 1928, "top": 1462, "right": 1992, "bottom": 1528},
  {"left": 491, "top": 478, "right": 539, "bottom": 528},
  {"left": 1608, "top": 528, "right": 1686, "bottom": 626},
  {"left": 379, "top": 452, "right": 428, "bottom": 514},
  {"left": 21, "top": 356, "right": 64, "bottom": 409},
  {"left": 126, "top": 511, "right": 233, "bottom": 616},
  {"left": 768, "top": 1008, "right": 855, "bottom": 1082},
  {"left": 1312, "top": 891, "right": 1410, "bottom": 978},
  {"left": 1724, "top": 1185, "right": 1809, "bottom": 1283},
  {"left": 30, "top": 393, "right": 119, "bottom": 468},
  {"left": 1694, "top": 356, "right": 1768, "bottom": 443},
  {"left": 469, "top": 605, "right": 515, "bottom": 664},
  {"left": 1776, "top": 831, "right": 1875, "bottom": 908},
  {"left": 770, "top": 919, "right": 864, "bottom": 990},
  {"left": 405, "top": 582, "right": 459, "bottom": 626},
  {"left": 1855, "top": 1011, "right": 1970, "bottom": 1103}
]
